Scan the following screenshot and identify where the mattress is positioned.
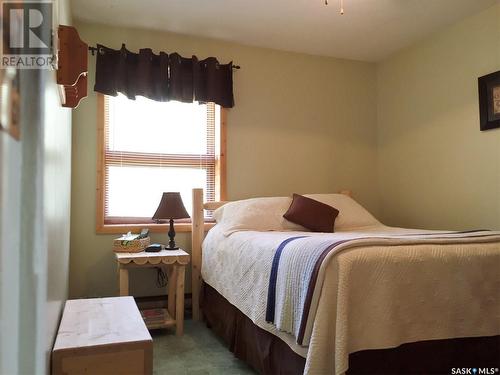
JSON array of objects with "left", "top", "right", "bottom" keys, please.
[{"left": 201, "top": 224, "right": 500, "bottom": 374}]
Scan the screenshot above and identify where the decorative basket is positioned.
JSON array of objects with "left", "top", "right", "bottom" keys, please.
[{"left": 113, "top": 236, "right": 150, "bottom": 253}]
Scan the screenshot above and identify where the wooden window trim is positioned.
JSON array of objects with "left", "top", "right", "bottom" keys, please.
[{"left": 95, "top": 94, "right": 227, "bottom": 234}]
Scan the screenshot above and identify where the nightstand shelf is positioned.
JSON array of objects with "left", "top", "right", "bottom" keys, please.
[
  {"left": 115, "top": 249, "right": 190, "bottom": 335},
  {"left": 140, "top": 308, "right": 176, "bottom": 330}
]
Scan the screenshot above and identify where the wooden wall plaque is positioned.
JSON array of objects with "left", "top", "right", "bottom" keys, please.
[{"left": 57, "top": 26, "right": 88, "bottom": 108}]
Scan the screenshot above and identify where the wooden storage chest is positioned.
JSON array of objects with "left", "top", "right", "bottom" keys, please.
[{"left": 52, "top": 296, "right": 152, "bottom": 375}]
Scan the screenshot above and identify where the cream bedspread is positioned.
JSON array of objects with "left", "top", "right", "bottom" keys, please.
[{"left": 201, "top": 225, "right": 500, "bottom": 374}]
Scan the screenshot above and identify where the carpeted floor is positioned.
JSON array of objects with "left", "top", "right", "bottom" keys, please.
[{"left": 152, "top": 319, "right": 256, "bottom": 374}]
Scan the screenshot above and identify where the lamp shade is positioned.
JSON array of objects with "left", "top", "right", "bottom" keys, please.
[{"left": 152, "top": 192, "right": 190, "bottom": 220}]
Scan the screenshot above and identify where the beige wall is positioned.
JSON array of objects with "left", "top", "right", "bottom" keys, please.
[
  {"left": 70, "top": 21, "right": 378, "bottom": 298},
  {"left": 377, "top": 4, "right": 500, "bottom": 230},
  {"left": 44, "top": 72, "right": 72, "bottom": 370},
  {"left": 71, "top": 4, "right": 500, "bottom": 299}
]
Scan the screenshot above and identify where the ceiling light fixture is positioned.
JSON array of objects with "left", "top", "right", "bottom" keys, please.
[{"left": 324, "top": 0, "right": 344, "bottom": 15}]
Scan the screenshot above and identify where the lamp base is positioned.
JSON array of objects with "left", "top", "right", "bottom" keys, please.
[{"left": 167, "top": 218, "right": 179, "bottom": 251}]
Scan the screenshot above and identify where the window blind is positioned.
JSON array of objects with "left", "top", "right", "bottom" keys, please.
[{"left": 102, "top": 94, "right": 218, "bottom": 224}]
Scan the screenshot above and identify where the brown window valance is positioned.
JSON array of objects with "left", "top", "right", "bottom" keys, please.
[{"left": 94, "top": 44, "right": 234, "bottom": 108}]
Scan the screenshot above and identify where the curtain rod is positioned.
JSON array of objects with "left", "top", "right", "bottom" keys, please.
[{"left": 88, "top": 46, "right": 241, "bottom": 70}]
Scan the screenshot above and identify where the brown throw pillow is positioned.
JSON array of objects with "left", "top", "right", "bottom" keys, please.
[{"left": 283, "top": 194, "right": 339, "bottom": 232}]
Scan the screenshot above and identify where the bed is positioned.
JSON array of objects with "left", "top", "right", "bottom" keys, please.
[{"left": 190, "top": 188, "right": 500, "bottom": 374}]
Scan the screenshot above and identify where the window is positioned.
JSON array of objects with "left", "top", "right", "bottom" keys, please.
[{"left": 96, "top": 93, "right": 226, "bottom": 233}]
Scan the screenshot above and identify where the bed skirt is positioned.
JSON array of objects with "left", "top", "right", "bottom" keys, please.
[{"left": 202, "top": 283, "right": 499, "bottom": 374}]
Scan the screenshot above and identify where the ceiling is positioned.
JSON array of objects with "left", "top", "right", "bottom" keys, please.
[{"left": 70, "top": 0, "right": 499, "bottom": 62}]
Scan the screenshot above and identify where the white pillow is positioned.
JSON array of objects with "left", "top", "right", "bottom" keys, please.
[
  {"left": 213, "top": 197, "right": 307, "bottom": 235},
  {"left": 304, "top": 193, "right": 380, "bottom": 230}
]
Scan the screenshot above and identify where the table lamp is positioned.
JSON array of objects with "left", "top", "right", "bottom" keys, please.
[{"left": 152, "top": 192, "right": 190, "bottom": 250}]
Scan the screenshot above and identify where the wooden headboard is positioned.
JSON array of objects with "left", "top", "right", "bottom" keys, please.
[{"left": 190, "top": 188, "right": 352, "bottom": 321}]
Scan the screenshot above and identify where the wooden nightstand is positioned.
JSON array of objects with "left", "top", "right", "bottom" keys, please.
[{"left": 115, "top": 249, "right": 190, "bottom": 335}]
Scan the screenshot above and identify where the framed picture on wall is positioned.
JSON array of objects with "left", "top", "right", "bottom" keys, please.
[
  {"left": 0, "top": 3, "right": 21, "bottom": 140},
  {"left": 0, "top": 68, "right": 20, "bottom": 140},
  {"left": 478, "top": 70, "right": 500, "bottom": 131}
]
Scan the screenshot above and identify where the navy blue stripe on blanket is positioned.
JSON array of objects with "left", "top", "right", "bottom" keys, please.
[{"left": 266, "top": 236, "right": 308, "bottom": 323}]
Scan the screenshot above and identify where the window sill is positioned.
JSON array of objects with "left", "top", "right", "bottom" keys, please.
[{"left": 96, "top": 222, "right": 216, "bottom": 234}]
